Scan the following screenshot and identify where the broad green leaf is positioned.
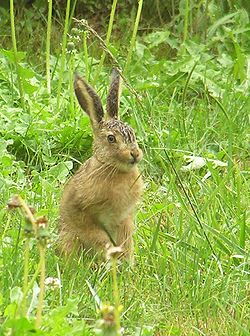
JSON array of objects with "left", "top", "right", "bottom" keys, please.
[
  {"left": 10, "top": 286, "right": 23, "bottom": 304},
  {"left": 48, "top": 161, "right": 73, "bottom": 183},
  {"left": 0, "top": 49, "right": 26, "bottom": 62}
]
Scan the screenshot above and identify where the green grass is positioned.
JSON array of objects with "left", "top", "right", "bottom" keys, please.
[{"left": 0, "top": 1, "right": 250, "bottom": 335}]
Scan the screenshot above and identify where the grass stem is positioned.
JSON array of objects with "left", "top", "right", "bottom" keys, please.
[
  {"left": 21, "top": 258, "right": 43, "bottom": 307},
  {"left": 46, "top": 0, "right": 53, "bottom": 94},
  {"left": 35, "top": 246, "right": 46, "bottom": 329},
  {"left": 9, "top": 0, "right": 25, "bottom": 111},
  {"left": 83, "top": 31, "right": 89, "bottom": 80},
  {"left": 69, "top": 54, "right": 75, "bottom": 117},
  {"left": 111, "top": 257, "right": 121, "bottom": 335},
  {"left": 56, "top": 0, "right": 71, "bottom": 113},
  {"left": 21, "top": 238, "right": 30, "bottom": 315},
  {"left": 124, "top": 0, "right": 143, "bottom": 74},
  {"left": 94, "top": 0, "right": 118, "bottom": 81},
  {"left": 183, "top": 0, "right": 189, "bottom": 44}
]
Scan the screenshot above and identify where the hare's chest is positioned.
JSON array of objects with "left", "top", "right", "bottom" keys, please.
[
  {"left": 96, "top": 173, "right": 143, "bottom": 225},
  {"left": 108, "top": 174, "right": 142, "bottom": 207}
]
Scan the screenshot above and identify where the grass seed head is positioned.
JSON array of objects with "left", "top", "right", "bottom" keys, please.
[{"left": 7, "top": 195, "right": 21, "bottom": 210}]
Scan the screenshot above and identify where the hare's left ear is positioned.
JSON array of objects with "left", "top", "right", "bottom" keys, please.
[
  {"left": 106, "top": 68, "right": 122, "bottom": 119},
  {"left": 74, "top": 74, "right": 104, "bottom": 125}
]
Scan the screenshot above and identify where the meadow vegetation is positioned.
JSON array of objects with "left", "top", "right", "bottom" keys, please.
[{"left": 0, "top": 0, "right": 249, "bottom": 335}]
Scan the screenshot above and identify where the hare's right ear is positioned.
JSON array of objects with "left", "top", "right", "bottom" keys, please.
[
  {"left": 74, "top": 74, "right": 104, "bottom": 125},
  {"left": 106, "top": 68, "right": 122, "bottom": 119}
]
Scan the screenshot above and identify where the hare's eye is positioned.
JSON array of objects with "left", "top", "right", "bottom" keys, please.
[{"left": 107, "top": 134, "right": 116, "bottom": 143}]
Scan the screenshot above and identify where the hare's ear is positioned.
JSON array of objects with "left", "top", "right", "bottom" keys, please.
[
  {"left": 74, "top": 74, "right": 104, "bottom": 124},
  {"left": 106, "top": 68, "right": 122, "bottom": 119}
]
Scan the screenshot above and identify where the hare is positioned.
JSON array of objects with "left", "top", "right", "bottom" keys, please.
[{"left": 59, "top": 68, "right": 143, "bottom": 260}]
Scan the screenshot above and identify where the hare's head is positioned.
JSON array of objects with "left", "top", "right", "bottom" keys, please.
[{"left": 74, "top": 69, "right": 142, "bottom": 172}]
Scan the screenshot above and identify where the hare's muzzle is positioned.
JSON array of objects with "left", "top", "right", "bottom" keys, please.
[{"left": 129, "top": 148, "right": 142, "bottom": 164}]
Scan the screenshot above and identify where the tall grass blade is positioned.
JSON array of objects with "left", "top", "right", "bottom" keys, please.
[
  {"left": 163, "top": 149, "right": 216, "bottom": 256},
  {"left": 182, "top": 0, "right": 189, "bottom": 44},
  {"left": 83, "top": 31, "right": 89, "bottom": 80},
  {"left": 56, "top": 0, "right": 71, "bottom": 113},
  {"left": 35, "top": 246, "right": 46, "bottom": 328},
  {"left": 9, "top": 0, "right": 25, "bottom": 111},
  {"left": 94, "top": 0, "right": 118, "bottom": 81},
  {"left": 124, "top": 0, "right": 143, "bottom": 73},
  {"left": 46, "top": 0, "right": 53, "bottom": 94},
  {"left": 150, "top": 212, "right": 162, "bottom": 252},
  {"left": 85, "top": 280, "right": 102, "bottom": 308}
]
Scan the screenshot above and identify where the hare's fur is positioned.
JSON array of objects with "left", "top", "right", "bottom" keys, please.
[{"left": 59, "top": 69, "right": 143, "bottom": 259}]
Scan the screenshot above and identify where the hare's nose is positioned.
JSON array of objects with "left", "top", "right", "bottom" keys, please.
[{"left": 130, "top": 149, "right": 140, "bottom": 163}]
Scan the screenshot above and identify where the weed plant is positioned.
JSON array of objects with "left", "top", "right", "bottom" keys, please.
[{"left": 0, "top": 0, "right": 249, "bottom": 335}]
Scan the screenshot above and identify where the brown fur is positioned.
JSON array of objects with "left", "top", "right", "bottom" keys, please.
[
  {"left": 59, "top": 69, "right": 143, "bottom": 260},
  {"left": 106, "top": 68, "right": 122, "bottom": 118}
]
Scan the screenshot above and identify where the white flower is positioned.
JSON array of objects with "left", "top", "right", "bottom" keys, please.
[{"left": 44, "top": 277, "right": 62, "bottom": 289}]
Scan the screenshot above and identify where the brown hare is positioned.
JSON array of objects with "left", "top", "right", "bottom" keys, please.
[{"left": 59, "top": 68, "right": 143, "bottom": 260}]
